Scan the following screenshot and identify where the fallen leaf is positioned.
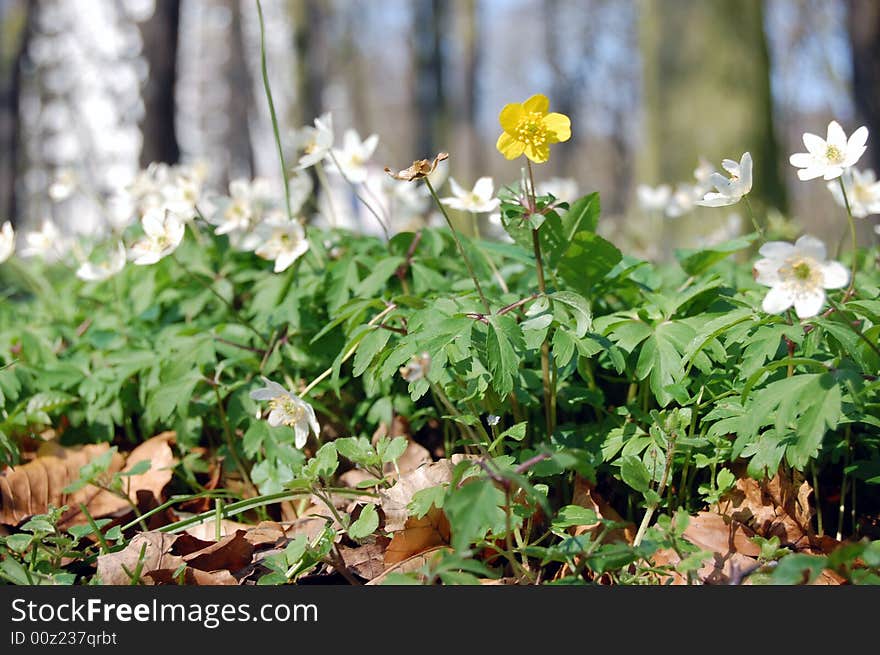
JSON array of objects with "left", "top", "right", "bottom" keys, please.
[
  {"left": 380, "top": 459, "right": 455, "bottom": 532},
  {"left": 145, "top": 568, "right": 239, "bottom": 586},
  {"left": 184, "top": 518, "right": 252, "bottom": 541},
  {"left": 384, "top": 506, "right": 451, "bottom": 567},
  {"left": 181, "top": 529, "right": 254, "bottom": 572},
  {"left": 96, "top": 531, "right": 182, "bottom": 585},
  {"left": 0, "top": 443, "right": 124, "bottom": 526},
  {"left": 366, "top": 546, "right": 452, "bottom": 585},
  {"left": 571, "top": 476, "right": 636, "bottom": 544},
  {"left": 339, "top": 537, "right": 390, "bottom": 580}
]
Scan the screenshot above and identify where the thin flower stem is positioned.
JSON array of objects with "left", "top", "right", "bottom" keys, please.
[
  {"left": 424, "top": 178, "right": 491, "bottom": 314},
  {"left": 327, "top": 150, "right": 391, "bottom": 240},
  {"left": 813, "top": 462, "right": 824, "bottom": 537},
  {"left": 838, "top": 177, "right": 859, "bottom": 298},
  {"left": 256, "top": 0, "right": 293, "bottom": 224},
  {"left": 836, "top": 424, "right": 851, "bottom": 541},
  {"left": 527, "top": 160, "right": 555, "bottom": 439},
  {"left": 213, "top": 384, "right": 258, "bottom": 498},
  {"left": 743, "top": 196, "right": 764, "bottom": 239}
]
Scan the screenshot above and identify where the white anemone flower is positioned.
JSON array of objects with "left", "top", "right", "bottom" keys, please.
[
  {"left": 827, "top": 168, "right": 880, "bottom": 218},
  {"left": 20, "top": 218, "right": 68, "bottom": 264},
  {"left": 696, "top": 152, "right": 753, "bottom": 207},
  {"left": 0, "top": 221, "right": 14, "bottom": 263},
  {"left": 328, "top": 129, "right": 379, "bottom": 184},
  {"left": 754, "top": 235, "right": 848, "bottom": 319},
  {"left": 666, "top": 184, "right": 701, "bottom": 218},
  {"left": 254, "top": 213, "right": 310, "bottom": 273},
  {"left": 249, "top": 377, "right": 319, "bottom": 449},
  {"left": 128, "top": 208, "right": 185, "bottom": 265},
  {"left": 440, "top": 177, "right": 500, "bottom": 213},
  {"left": 76, "top": 241, "right": 126, "bottom": 282},
  {"left": 789, "top": 121, "right": 868, "bottom": 181},
  {"left": 292, "top": 112, "right": 334, "bottom": 170},
  {"left": 636, "top": 184, "right": 672, "bottom": 213}
]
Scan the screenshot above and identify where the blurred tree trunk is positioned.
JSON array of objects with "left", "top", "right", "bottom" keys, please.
[
  {"left": 847, "top": 0, "right": 880, "bottom": 173},
  {"left": 544, "top": 0, "right": 578, "bottom": 173},
  {"left": 458, "top": 0, "right": 483, "bottom": 180},
  {"left": 138, "top": 0, "right": 181, "bottom": 167},
  {"left": 0, "top": 0, "right": 31, "bottom": 225},
  {"left": 226, "top": 0, "right": 254, "bottom": 180},
  {"left": 639, "top": 0, "right": 786, "bottom": 212},
  {"left": 291, "top": 0, "right": 324, "bottom": 127},
  {"left": 412, "top": 0, "right": 449, "bottom": 156}
]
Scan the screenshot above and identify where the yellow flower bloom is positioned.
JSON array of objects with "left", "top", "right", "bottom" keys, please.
[{"left": 496, "top": 94, "right": 571, "bottom": 164}]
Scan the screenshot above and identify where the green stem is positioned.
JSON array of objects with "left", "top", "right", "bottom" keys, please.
[
  {"left": 743, "top": 196, "right": 764, "bottom": 239},
  {"left": 256, "top": 0, "right": 293, "bottom": 224},
  {"left": 425, "top": 178, "right": 491, "bottom": 313},
  {"left": 838, "top": 177, "right": 858, "bottom": 297},
  {"left": 633, "top": 431, "right": 677, "bottom": 547},
  {"left": 812, "top": 462, "right": 824, "bottom": 538},
  {"left": 327, "top": 150, "right": 391, "bottom": 240},
  {"left": 213, "top": 384, "right": 257, "bottom": 498}
]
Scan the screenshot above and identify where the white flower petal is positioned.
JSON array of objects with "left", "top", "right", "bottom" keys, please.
[
  {"left": 753, "top": 258, "right": 780, "bottom": 286},
  {"left": 794, "top": 234, "right": 827, "bottom": 261},
  {"left": 762, "top": 286, "right": 794, "bottom": 314},
  {"left": 826, "top": 121, "right": 847, "bottom": 149},
  {"left": 794, "top": 290, "right": 825, "bottom": 319},
  {"left": 820, "top": 261, "right": 849, "bottom": 289},
  {"left": 789, "top": 152, "right": 814, "bottom": 168},
  {"left": 758, "top": 241, "right": 795, "bottom": 259},
  {"left": 473, "top": 177, "right": 494, "bottom": 200},
  {"left": 802, "top": 132, "right": 826, "bottom": 155},
  {"left": 293, "top": 421, "right": 309, "bottom": 449}
]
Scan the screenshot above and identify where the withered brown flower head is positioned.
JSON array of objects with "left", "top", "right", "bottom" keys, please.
[{"left": 384, "top": 152, "right": 448, "bottom": 182}]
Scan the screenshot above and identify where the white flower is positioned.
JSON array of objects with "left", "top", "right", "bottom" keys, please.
[
  {"left": 789, "top": 121, "right": 868, "bottom": 181},
  {"left": 292, "top": 112, "right": 334, "bottom": 170},
  {"left": 250, "top": 377, "right": 319, "bottom": 449},
  {"left": 399, "top": 352, "right": 430, "bottom": 382},
  {"left": 440, "top": 177, "right": 500, "bottom": 213},
  {"left": 827, "top": 168, "right": 880, "bottom": 218},
  {"left": 128, "top": 208, "right": 185, "bottom": 265},
  {"left": 20, "top": 218, "right": 68, "bottom": 263},
  {"left": 537, "top": 177, "right": 579, "bottom": 204},
  {"left": 666, "top": 183, "right": 701, "bottom": 218},
  {"left": 636, "top": 184, "right": 671, "bottom": 212},
  {"left": 48, "top": 169, "right": 78, "bottom": 202},
  {"left": 0, "top": 221, "right": 14, "bottom": 263},
  {"left": 693, "top": 157, "right": 716, "bottom": 190},
  {"left": 76, "top": 241, "right": 126, "bottom": 282},
  {"left": 328, "top": 129, "right": 379, "bottom": 184},
  {"left": 253, "top": 213, "right": 310, "bottom": 273},
  {"left": 754, "top": 235, "right": 848, "bottom": 319},
  {"left": 210, "top": 177, "right": 273, "bottom": 236},
  {"left": 486, "top": 414, "right": 501, "bottom": 427},
  {"left": 696, "top": 152, "right": 753, "bottom": 207}
]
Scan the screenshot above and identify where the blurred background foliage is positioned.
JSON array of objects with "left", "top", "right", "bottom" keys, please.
[{"left": 0, "top": 0, "right": 878, "bottom": 256}]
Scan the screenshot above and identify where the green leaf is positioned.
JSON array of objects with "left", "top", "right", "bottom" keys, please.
[
  {"left": 552, "top": 505, "right": 598, "bottom": 531},
  {"left": 348, "top": 503, "right": 379, "bottom": 540},
  {"left": 355, "top": 256, "right": 405, "bottom": 297},
  {"left": 674, "top": 234, "right": 757, "bottom": 276},
  {"left": 409, "top": 486, "right": 446, "bottom": 518},
  {"left": 444, "top": 478, "right": 508, "bottom": 551},
  {"left": 551, "top": 291, "right": 592, "bottom": 337},
  {"left": 377, "top": 436, "right": 408, "bottom": 464},
  {"left": 769, "top": 553, "right": 828, "bottom": 585},
  {"left": 556, "top": 231, "right": 622, "bottom": 295},
  {"left": 620, "top": 455, "right": 651, "bottom": 493},
  {"left": 352, "top": 327, "right": 393, "bottom": 377},
  {"left": 486, "top": 315, "right": 522, "bottom": 397},
  {"left": 5, "top": 533, "right": 33, "bottom": 553}
]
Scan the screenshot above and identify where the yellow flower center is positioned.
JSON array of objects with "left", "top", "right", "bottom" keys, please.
[
  {"left": 515, "top": 112, "right": 548, "bottom": 148},
  {"left": 825, "top": 144, "right": 843, "bottom": 164},
  {"left": 781, "top": 257, "right": 821, "bottom": 287},
  {"left": 792, "top": 261, "right": 812, "bottom": 280},
  {"left": 269, "top": 396, "right": 304, "bottom": 425}
]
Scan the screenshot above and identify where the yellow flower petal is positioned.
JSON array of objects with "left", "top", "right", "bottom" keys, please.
[
  {"left": 524, "top": 143, "right": 550, "bottom": 164},
  {"left": 522, "top": 94, "right": 549, "bottom": 115},
  {"left": 542, "top": 112, "right": 571, "bottom": 143},
  {"left": 498, "top": 103, "right": 524, "bottom": 132},
  {"left": 496, "top": 132, "right": 525, "bottom": 160}
]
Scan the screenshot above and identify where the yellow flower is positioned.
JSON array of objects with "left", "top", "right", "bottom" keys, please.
[{"left": 496, "top": 94, "right": 571, "bottom": 164}]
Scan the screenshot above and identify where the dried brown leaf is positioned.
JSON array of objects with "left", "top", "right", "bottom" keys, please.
[
  {"left": 571, "top": 476, "right": 635, "bottom": 543},
  {"left": 339, "top": 537, "right": 391, "bottom": 581},
  {"left": 96, "top": 531, "right": 182, "bottom": 585},
  {"left": 366, "top": 546, "right": 452, "bottom": 585},
  {"left": 0, "top": 443, "right": 124, "bottom": 526},
  {"left": 181, "top": 529, "right": 254, "bottom": 572},
  {"left": 145, "top": 567, "right": 239, "bottom": 586},
  {"left": 380, "top": 459, "right": 455, "bottom": 532},
  {"left": 384, "top": 506, "right": 451, "bottom": 567}
]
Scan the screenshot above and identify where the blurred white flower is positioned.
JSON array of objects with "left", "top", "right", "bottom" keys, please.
[
  {"left": 694, "top": 214, "right": 742, "bottom": 248},
  {"left": 696, "top": 152, "right": 753, "bottom": 207},
  {"left": 537, "top": 177, "right": 579, "bottom": 204},
  {"left": 210, "top": 177, "right": 273, "bottom": 237},
  {"left": 250, "top": 377, "right": 319, "bottom": 449},
  {"left": 693, "top": 157, "right": 716, "bottom": 190},
  {"left": 328, "top": 129, "right": 379, "bottom": 184},
  {"left": 441, "top": 177, "right": 500, "bottom": 213},
  {"left": 789, "top": 121, "right": 868, "bottom": 181},
  {"left": 827, "top": 168, "right": 880, "bottom": 218},
  {"left": 254, "top": 213, "right": 310, "bottom": 273},
  {"left": 292, "top": 112, "right": 334, "bottom": 170},
  {"left": 754, "top": 235, "right": 848, "bottom": 319},
  {"left": 20, "top": 219, "right": 69, "bottom": 263},
  {"left": 128, "top": 208, "right": 185, "bottom": 265},
  {"left": 636, "top": 184, "right": 671, "bottom": 212},
  {"left": 76, "top": 241, "right": 126, "bottom": 282},
  {"left": 486, "top": 414, "right": 501, "bottom": 427},
  {"left": 0, "top": 221, "right": 14, "bottom": 263},
  {"left": 399, "top": 352, "right": 430, "bottom": 382},
  {"left": 48, "top": 168, "right": 78, "bottom": 202},
  {"left": 665, "top": 184, "right": 701, "bottom": 218}
]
